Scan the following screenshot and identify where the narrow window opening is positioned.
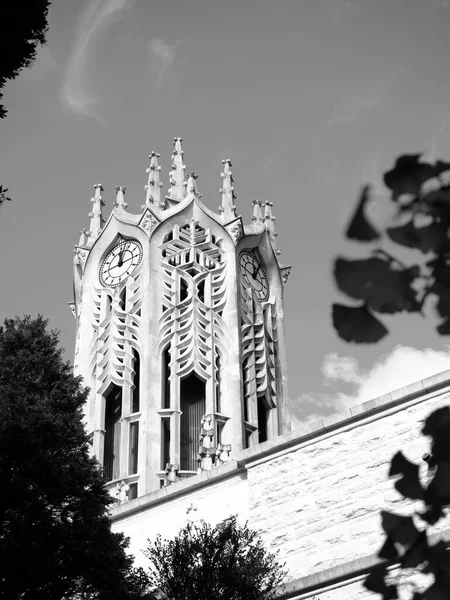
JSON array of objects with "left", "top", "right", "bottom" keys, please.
[
  {"left": 215, "top": 351, "right": 222, "bottom": 413},
  {"left": 244, "top": 430, "right": 252, "bottom": 449},
  {"left": 197, "top": 279, "right": 205, "bottom": 303},
  {"left": 132, "top": 349, "right": 140, "bottom": 413},
  {"left": 129, "top": 421, "right": 139, "bottom": 474},
  {"left": 161, "top": 418, "right": 171, "bottom": 469},
  {"left": 162, "top": 347, "right": 171, "bottom": 409},
  {"left": 180, "top": 278, "right": 188, "bottom": 302},
  {"left": 216, "top": 421, "right": 224, "bottom": 446},
  {"left": 180, "top": 374, "right": 206, "bottom": 471},
  {"left": 119, "top": 287, "right": 127, "bottom": 311},
  {"left": 257, "top": 396, "right": 268, "bottom": 443},
  {"left": 128, "top": 482, "right": 138, "bottom": 500},
  {"left": 104, "top": 385, "right": 122, "bottom": 481}
]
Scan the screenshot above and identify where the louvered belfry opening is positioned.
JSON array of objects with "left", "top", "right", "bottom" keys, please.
[
  {"left": 180, "top": 373, "right": 206, "bottom": 471},
  {"left": 104, "top": 385, "right": 122, "bottom": 481}
]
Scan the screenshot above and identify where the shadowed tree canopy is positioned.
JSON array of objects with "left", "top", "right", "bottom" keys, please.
[
  {"left": 364, "top": 406, "right": 450, "bottom": 599},
  {"left": 0, "top": 316, "right": 148, "bottom": 600},
  {"left": 333, "top": 153, "right": 450, "bottom": 343},
  {"left": 0, "top": 2, "right": 50, "bottom": 119},
  {"left": 144, "top": 516, "right": 286, "bottom": 600}
]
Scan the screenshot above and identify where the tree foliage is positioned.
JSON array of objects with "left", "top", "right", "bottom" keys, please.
[
  {"left": 364, "top": 406, "right": 450, "bottom": 599},
  {"left": 0, "top": 316, "right": 148, "bottom": 600},
  {"left": 144, "top": 516, "right": 286, "bottom": 600},
  {"left": 0, "top": 2, "right": 51, "bottom": 118},
  {"left": 333, "top": 154, "right": 450, "bottom": 343}
]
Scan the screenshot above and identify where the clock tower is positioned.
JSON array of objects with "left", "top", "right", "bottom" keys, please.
[{"left": 71, "top": 138, "right": 291, "bottom": 499}]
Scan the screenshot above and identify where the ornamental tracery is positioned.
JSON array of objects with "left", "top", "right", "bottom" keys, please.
[
  {"left": 88, "top": 261, "right": 143, "bottom": 394},
  {"left": 241, "top": 281, "right": 279, "bottom": 431},
  {"left": 158, "top": 220, "right": 228, "bottom": 381}
]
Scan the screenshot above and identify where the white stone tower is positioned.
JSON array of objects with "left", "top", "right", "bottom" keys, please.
[{"left": 70, "top": 138, "right": 292, "bottom": 499}]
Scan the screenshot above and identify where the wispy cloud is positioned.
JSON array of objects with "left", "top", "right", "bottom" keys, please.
[
  {"left": 326, "top": 74, "right": 396, "bottom": 129},
  {"left": 149, "top": 38, "right": 179, "bottom": 93},
  {"left": 293, "top": 346, "right": 450, "bottom": 428},
  {"left": 60, "top": 0, "right": 132, "bottom": 119}
]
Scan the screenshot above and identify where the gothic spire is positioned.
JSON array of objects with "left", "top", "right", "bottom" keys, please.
[
  {"left": 251, "top": 199, "right": 264, "bottom": 223},
  {"left": 263, "top": 201, "right": 277, "bottom": 239},
  {"left": 219, "top": 159, "right": 237, "bottom": 220},
  {"left": 168, "top": 137, "right": 186, "bottom": 201},
  {"left": 89, "top": 184, "right": 105, "bottom": 238},
  {"left": 114, "top": 186, "right": 127, "bottom": 211},
  {"left": 143, "top": 151, "right": 162, "bottom": 210}
]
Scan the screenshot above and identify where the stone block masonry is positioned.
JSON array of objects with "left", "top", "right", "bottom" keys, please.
[{"left": 112, "top": 370, "right": 450, "bottom": 598}]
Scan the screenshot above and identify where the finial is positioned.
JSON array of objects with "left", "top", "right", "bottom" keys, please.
[
  {"left": 114, "top": 186, "right": 127, "bottom": 211},
  {"left": 143, "top": 151, "right": 163, "bottom": 210},
  {"left": 78, "top": 228, "right": 91, "bottom": 247},
  {"left": 251, "top": 199, "right": 264, "bottom": 223},
  {"left": 219, "top": 158, "right": 237, "bottom": 219},
  {"left": 185, "top": 172, "right": 200, "bottom": 198},
  {"left": 88, "top": 184, "right": 105, "bottom": 239},
  {"left": 263, "top": 200, "right": 279, "bottom": 251},
  {"left": 168, "top": 137, "right": 186, "bottom": 201}
]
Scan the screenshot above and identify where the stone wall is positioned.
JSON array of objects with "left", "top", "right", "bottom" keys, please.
[{"left": 111, "top": 371, "right": 450, "bottom": 596}]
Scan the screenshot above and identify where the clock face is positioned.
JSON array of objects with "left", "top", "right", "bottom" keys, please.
[
  {"left": 100, "top": 239, "right": 143, "bottom": 287},
  {"left": 239, "top": 251, "right": 269, "bottom": 301}
]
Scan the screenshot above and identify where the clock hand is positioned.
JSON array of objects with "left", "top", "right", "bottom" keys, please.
[
  {"left": 253, "top": 263, "right": 261, "bottom": 279},
  {"left": 117, "top": 243, "right": 129, "bottom": 268}
]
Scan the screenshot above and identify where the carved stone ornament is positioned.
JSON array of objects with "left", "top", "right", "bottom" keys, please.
[
  {"left": 226, "top": 220, "right": 243, "bottom": 243},
  {"left": 68, "top": 302, "right": 76, "bottom": 319},
  {"left": 280, "top": 266, "right": 291, "bottom": 284},
  {"left": 140, "top": 211, "right": 157, "bottom": 234},
  {"left": 74, "top": 247, "right": 87, "bottom": 268}
]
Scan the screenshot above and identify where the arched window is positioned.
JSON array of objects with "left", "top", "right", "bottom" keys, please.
[
  {"left": 104, "top": 385, "right": 122, "bottom": 481},
  {"left": 180, "top": 373, "right": 206, "bottom": 471}
]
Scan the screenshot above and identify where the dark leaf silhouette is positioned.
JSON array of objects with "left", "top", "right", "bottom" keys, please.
[
  {"left": 346, "top": 185, "right": 380, "bottom": 242},
  {"left": 381, "top": 511, "right": 421, "bottom": 547},
  {"left": 332, "top": 303, "right": 388, "bottom": 343},
  {"left": 401, "top": 531, "right": 428, "bottom": 569},
  {"left": 332, "top": 153, "right": 450, "bottom": 342},
  {"left": 334, "top": 257, "right": 419, "bottom": 313},
  {"left": 387, "top": 220, "right": 448, "bottom": 254},
  {"left": 384, "top": 154, "right": 436, "bottom": 199},
  {"left": 389, "top": 451, "right": 424, "bottom": 501},
  {"left": 378, "top": 537, "right": 399, "bottom": 560},
  {"left": 364, "top": 567, "right": 398, "bottom": 599}
]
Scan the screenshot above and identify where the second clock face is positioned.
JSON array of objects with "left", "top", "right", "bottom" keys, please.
[
  {"left": 100, "top": 239, "right": 143, "bottom": 287},
  {"left": 239, "top": 251, "right": 269, "bottom": 301}
]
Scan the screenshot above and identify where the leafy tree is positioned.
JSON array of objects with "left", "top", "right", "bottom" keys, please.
[
  {"left": 0, "top": 315, "right": 149, "bottom": 600},
  {"left": 144, "top": 516, "right": 286, "bottom": 600},
  {"left": 0, "top": 2, "right": 51, "bottom": 118},
  {"left": 332, "top": 154, "right": 450, "bottom": 343},
  {"left": 364, "top": 406, "right": 450, "bottom": 599}
]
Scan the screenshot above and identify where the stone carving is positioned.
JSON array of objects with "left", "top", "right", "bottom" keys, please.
[
  {"left": 68, "top": 302, "right": 76, "bottom": 319},
  {"left": 74, "top": 247, "right": 87, "bottom": 268},
  {"left": 216, "top": 443, "right": 232, "bottom": 466},
  {"left": 164, "top": 463, "right": 179, "bottom": 486},
  {"left": 280, "top": 266, "right": 291, "bottom": 284},
  {"left": 141, "top": 211, "right": 157, "bottom": 234},
  {"left": 112, "top": 480, "right": 130, "bottom": 504},
  {"left": 226, "top": 220, "right": 243, "bottom": 243}
]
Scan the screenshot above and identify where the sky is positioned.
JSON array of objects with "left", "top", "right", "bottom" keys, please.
[{"left": 2, "top": 0, "right": 450, "bottom": 428}]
